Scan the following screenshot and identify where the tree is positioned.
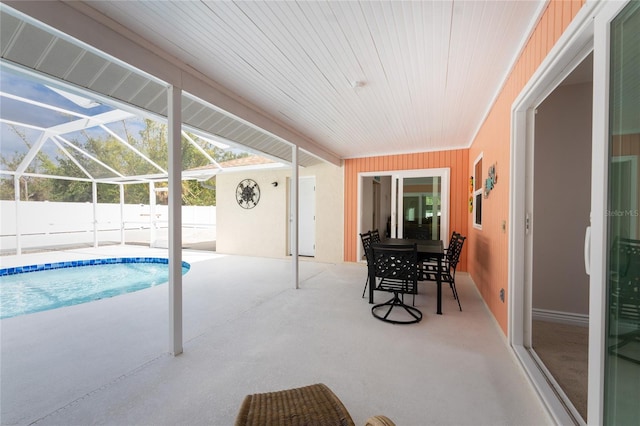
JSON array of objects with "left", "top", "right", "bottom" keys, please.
[
  {"left": 0, "top": 126, "right": 57, "bottom": 201},
  {"left": 1, "top": 119, "right": 249, "bottom": 205}
]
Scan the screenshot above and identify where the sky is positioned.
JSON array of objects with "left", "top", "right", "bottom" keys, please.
[
  {"left": 1, "top": 67, "right": 108, "bottom": 154},
  {"left": 0, "top": 66, "right": 141, "bottom": 171},
  {"left": 0, "top": 66, "right": 253, "bottom": 176}
]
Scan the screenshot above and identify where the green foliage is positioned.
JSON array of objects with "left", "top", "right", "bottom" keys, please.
[
  {"left": 1, "top": 120, "right": 248, "bottom": 205},
  {"left": 183, "top": 179, "right": 216, "bottom": 206},
  {"left": 123, "top": 183, "right": 150, "bottom": 205},
  {"left": 0, "top": 177, "right": 13, "bottom": 200}
]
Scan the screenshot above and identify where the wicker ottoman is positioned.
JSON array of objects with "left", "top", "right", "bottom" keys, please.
[{"left": 234, "top": 383, "right": 355, "bottom": 426}]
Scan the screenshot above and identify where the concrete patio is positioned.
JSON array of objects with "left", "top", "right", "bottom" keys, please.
[{"left": 0, "top": 246, "right": 551, "bottom": 425}]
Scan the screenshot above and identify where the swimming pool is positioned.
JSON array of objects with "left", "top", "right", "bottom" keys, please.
[{"left": 0, "top": 258, "right": 190, "bottom": 319}]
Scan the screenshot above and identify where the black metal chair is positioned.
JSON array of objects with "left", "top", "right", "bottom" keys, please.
[
  {"left": 360, "top": 230, "right": 382, "bottom": 298},
  {"left": 444, "top": 231, "right": 461, "bottom": 254},
  {"left": 609, "top": 237, "right": 640, "bottom": 365},
  {"left": 368, "top": 243, "right": 422, "bottom": 324},
  {"left": 360, "top": 231, "right": 373, "bottom": 298},
  {"left": 422, "top": 235, "right": 466, "bottom": 311}
]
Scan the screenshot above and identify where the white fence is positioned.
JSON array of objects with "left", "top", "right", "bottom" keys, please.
[{"left": 0, "top": 200, "right": 216, "bottom": 253}]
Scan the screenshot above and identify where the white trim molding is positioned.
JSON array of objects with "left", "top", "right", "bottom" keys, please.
[{"left": 532, "top": 309, "right": 589, "bottom": 328}]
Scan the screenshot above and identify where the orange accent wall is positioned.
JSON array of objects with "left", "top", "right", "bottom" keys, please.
[
  {"left": 467, "top": 0, "right": 586, "bottom": 334},
  {"left": 343, "top": 149, "right": 469, "bottom": 271},
  {"left": 342, "top": 0, "right": 586, "bottom": 334}
]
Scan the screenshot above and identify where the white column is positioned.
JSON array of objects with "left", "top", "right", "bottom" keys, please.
[
  {"left": 432, "top": 176, "right": 439, "bottom": 239},
  {"left": 168, "top": 85, "right": 183, "bottom": 356},
  {"left": 390, "top": 177, "right": 397, "bottom": 238},
  {"left": 149, "top": 181, "right": 156, "bottom": 247},
  {"left": 119, "top": 184, "right": 125, "bottom": 245},
  {"left": 92, "top": 181, "right": 98, "bottom": 247},
  {"left": 291, "top": 146, "right": 299, "bottom": 289},
  {"left": 14, "top": 177, "right": 21, "bottom": 255}
]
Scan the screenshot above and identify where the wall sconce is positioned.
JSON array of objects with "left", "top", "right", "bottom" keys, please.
[{"left": 271, "top": 181, "right": 278, "bottom": 187}]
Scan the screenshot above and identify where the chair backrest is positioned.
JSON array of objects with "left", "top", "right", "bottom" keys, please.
[
  {"left": 447, "top": 231, "right": 460, "bottom": 250},
  {"left": 360, "top": 231, "right": 373, "bottom": 263},
  {"left": 368, "top": 243, "right": 419, "bottom": 285},
  {"left": 447, "top": 235, "right": 466, "bottom": 270},
  {"left": 612, "top": 237, "right": 640, "bottom": 279},
  {"left": 444, "top": 231, "right": 460, "bottom": 261},
  {"left": 371, "top": 229, "right": 382, "bottom": 243},
  {"left": 610, "top": 238, "right": 640, "bottom": 323}
]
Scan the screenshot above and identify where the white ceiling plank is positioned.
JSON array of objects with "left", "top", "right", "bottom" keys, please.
[{"left": 4, "top": 0, "right": 547, "bottom": 159}]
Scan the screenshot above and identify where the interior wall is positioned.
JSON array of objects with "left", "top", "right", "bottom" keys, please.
[
  {"left": 216, "top": 162, "right": 343, "bottom": 263},
  {"left": 379, "top": 176, "right": 392, "bottom": 235},
  {"left": 343, "top": 149, "right": 469, "bottom": 267},
  {"left": 533, "top": 82, "right": 592, "bottom": 316},
  {"left": 361, "top": 177, "right": 375, "bottom": 235},
  {"left": 467, "top": 0, "right": 586, "bottom": 334},
  {"left": 359, "top": 176, "right": 391, "bottom": 238}
]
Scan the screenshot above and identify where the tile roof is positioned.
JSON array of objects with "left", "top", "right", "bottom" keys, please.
[{"left": 217, "top": 155, "right": 275, "bottom": 168}]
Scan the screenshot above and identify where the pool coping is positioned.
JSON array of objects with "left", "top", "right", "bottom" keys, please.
[{"left": 0, "top": 257, "right": 191, "bottom": 276}]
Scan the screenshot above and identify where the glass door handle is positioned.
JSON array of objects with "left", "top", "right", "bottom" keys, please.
[{"left": 584, "top": 226, "right": 591, "bottom": 276}]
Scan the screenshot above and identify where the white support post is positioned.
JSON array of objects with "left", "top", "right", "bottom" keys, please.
[
  {"left": 92, "top": 181, "right": 98, "bottom": 247},
  {"left": 14, "top": 176, "right": 21, "bottom": 255},
  {"left": 432, "top": 176, "right": 439, "bottom": 239},
  {"left": 168, "top": 84, "right": 183, "bottom": 356},
  {"left": 291, "top": 146, "right": 299, "bottom": 289},
  {"left": 149, "top": 181, "right": 156, "bottom": 247},
  {"left": 119, "top": 184, "right": 125, "bottom": 245}
]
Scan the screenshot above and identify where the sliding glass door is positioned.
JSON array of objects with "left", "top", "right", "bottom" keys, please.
[
  {"left": 390, "top": 169, "right": 449, "bottom": 243},
  {"left": 604, "top": 2, "right": 640, "bottom": 423},
  {"left": 511, "top": 1, "right": 638, "bottom": 423},
  {"left": 394, "top": 176, "right": 441, "bottom": 240},
  {"left": 358, "top": 168, "right": 449, "bottom": 260}
]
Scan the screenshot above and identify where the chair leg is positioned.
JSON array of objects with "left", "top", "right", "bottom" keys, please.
[
  {"left": 401, "top": 281, "right": 416, "bottom": 306},
  {"left": 451, "top": 282, "right": 462, "bottom": 311},
  {"left": 371, "top": 292, "right": 422, "bottom": 324},
  {"left": 362, "top": 276, "right": 369, "bottom": 298}
]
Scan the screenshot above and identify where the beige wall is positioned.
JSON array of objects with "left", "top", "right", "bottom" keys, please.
[
  {"left": 216, "top": 162, "right": 344, "bottom": 263},
  {"left": 311, "top": 163, "right": 345, "bottom": 262}
]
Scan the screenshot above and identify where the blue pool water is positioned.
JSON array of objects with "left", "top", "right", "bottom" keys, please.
[{"left": 0, "top": 258, "right": 190, "bottom": 319}]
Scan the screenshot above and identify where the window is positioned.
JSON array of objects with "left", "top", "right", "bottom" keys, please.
[{"left": 473, "top": 154, "right": 483, "bottom": 228}]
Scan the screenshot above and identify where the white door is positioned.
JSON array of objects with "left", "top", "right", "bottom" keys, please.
[{"left": 292, "top": 176, "right": 315, "bottom": 257}]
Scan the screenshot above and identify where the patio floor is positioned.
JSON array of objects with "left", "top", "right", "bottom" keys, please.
[{"left": 0, "top": 246, "right": 551, "bottom": 425}]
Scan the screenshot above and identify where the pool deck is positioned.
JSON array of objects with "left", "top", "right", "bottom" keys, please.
[{"left": 0, "top": 245, "right": 552, "bottom": 426}]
